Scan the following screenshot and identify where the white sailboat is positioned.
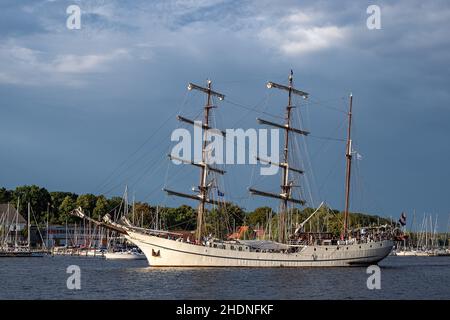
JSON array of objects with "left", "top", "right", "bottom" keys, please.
[
  {"left": 73, "top": 71, "right": 395, "bottom": 267},
  {"left": 104, "top": 248, "right": 146, "bottom": 260}
]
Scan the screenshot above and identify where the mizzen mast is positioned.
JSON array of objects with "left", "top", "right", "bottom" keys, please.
[
  {"left": 164, "top": 80, "right": 225, "bottom": 243},
  {"left": 342, "top": 93, "right": 353, "bottom": 239},
  {"left": 250, "top": 70, "right": 309, "bottom": 243}
]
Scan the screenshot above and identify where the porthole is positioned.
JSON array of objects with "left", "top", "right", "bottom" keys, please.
[
  {"left": 314, "top": 248, "right": 317, "bottom": 251},
  {"left": 337, "top": 247, "right": 339, "bottom": 250}
]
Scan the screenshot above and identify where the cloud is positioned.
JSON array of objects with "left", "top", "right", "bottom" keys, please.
[
  {"left": 0, "top": 1, "right": 352, "bottom": 87},
  {"left": 260, "top": 24, "right": 347, "bottom": 55},
  {"left": 0, "top": 42, "right": 129, "bottom": 85},
  {"left": 0, "top": 0, "right": 449, "bottom": 90},
  {"left": 52, "top": 49, "right": 128, "bottom": 73}
]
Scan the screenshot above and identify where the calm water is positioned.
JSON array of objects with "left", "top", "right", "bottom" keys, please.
[{"left": 0, "top": 256, "right": 449, "bottom": 299}]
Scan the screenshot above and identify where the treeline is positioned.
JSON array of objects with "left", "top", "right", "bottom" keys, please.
[{"left": 0, "top": 185, "right": 392, "bottom": 237}]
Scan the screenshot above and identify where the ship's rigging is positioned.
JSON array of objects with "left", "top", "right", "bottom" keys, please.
[
  {"left": 93, "top": 71, "right": 363, "bottom": 244},
  {"left": 249, "top": 70, "right": 309, "bottom": 243},
  {"left": 164, "top": 80, "right": 226, "bottom": 242},
  {"left": 67, "top": 70, "right": 396, "bottom": 268}
]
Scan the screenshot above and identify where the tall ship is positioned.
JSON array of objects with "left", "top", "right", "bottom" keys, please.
[{"left": 73, "top": 71, "right": 395, "bottom": 267}]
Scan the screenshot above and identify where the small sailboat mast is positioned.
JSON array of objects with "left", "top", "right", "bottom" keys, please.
[
  {"left": 343, "top": 93, "right": 353, "bottom": 239},
  {"left": 27, "top": 202, "right": 31, "bottom": 250},
  {"left": 46, "top": 203, "right": 50, "bottom": 249},
  {"left": 15, "top": 198, "right": 20, "bottom": 249}
]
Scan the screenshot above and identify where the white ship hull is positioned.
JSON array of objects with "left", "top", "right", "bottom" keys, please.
[{"left": 125, "top": 231, "right": 393, "bottom": 267}]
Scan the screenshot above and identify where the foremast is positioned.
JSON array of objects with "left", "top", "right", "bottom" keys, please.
[
  {"left": 164, "top": 80, "right": 225, "bottom": 243},
  {"left": 250, "top": 70, "right": 309, "bottom": 243}
]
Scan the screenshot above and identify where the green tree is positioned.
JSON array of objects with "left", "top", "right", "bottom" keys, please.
[
  {"left": 50, "top": 191, "right": 78, "bottom": 223},
  {"left": 12, "top": 185, "right": 52, "bottom": 224},
  {"left": 206, "top": 203, "right": 246, "bottom": 238},
  {"left": 75, "top": 194, "right": 97, "bottom": 216},
  {"left": 93, "top": 195, "right": 109, "bottom": 220},
  {"left": 161, "top": 205, "right": 196, "bottom": 230},
  {"left": 50, "top": 191, "right": 77, "bottom": 210},
  {"left": 130, "top": 202, "right": 153, "bottom": 227},
  {"left": 0, "top": 187, "right": 13, "bottom": 203},
  {"left": 107, "top": 196, "right": 123, "bottom": 219},
  {"left": 248, "top": 207, "right": 272, "bottom": 227},
  {"left": 58, "top": 196, "right": 76, "bottom": 224},
  {"left": 174, "top": 205, "right": 197, "bottom": 227},
  {"left": 223, "top": 203, "right": 246, "bottom": 226}
]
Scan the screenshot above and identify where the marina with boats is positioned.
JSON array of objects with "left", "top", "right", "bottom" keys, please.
[
  {"left": 0, "top": 199, "right": 145, "bottom": 259},
  {"left": 393, "top": 213, "right": 450, "bottom": 256}
]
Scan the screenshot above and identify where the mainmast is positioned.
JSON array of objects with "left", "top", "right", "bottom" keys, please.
[
  {"left": 164, "top": 80, "right": 225, "bottom": 243},
  {"left": 343, "top": 93, "right": 353, "bottom": 239},
  {"left": 250, "top": 70, "right": 309, "bottom": 243}
]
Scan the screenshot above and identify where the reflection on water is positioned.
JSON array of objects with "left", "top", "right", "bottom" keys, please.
[{"left": 0, "top": 256, "right": 449, "bottom": 299}]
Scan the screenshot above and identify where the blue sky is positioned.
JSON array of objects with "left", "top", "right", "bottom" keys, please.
[{"left": 0, "top": 0, "right": 449, "bottom": 230}]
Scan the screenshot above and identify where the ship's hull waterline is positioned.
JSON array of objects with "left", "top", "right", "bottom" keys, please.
[{"left": 125, "top": 231, "right": 394, "bottom": 267}]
